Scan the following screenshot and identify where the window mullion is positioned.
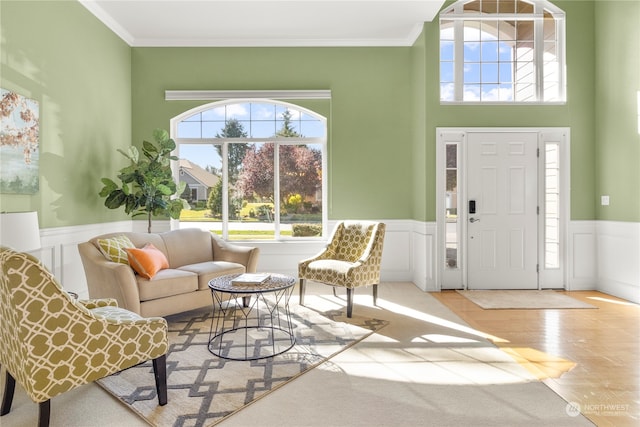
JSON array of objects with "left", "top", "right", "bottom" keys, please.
[
  {"left": 222, "top": 142, "right": 229, "bottom": 240},
  {"left": 453, "top": 8, "right": 464, "bottom": 102},
  {"left": 273, "top": 142, "right": 281, "bottom": 239},
  {"left": 534, "top": 3, "right": 545, "bottom": 102}
]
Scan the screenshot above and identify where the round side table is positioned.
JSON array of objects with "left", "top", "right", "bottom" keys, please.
[{"left": 208, "top": 273, "right": 296, "bottom": 361}]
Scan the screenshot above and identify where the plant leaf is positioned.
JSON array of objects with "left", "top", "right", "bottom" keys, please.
[
  {"left": 142, "top": 140, "right": 158, "bottom": 154},
  {"left": 104, "top": 191, "right": 126, "bottom": 209},
  {"left": 153, "top": 128, "right": 169, "bottom": 144},
  {"left": 128, "top": 146, "right": 139, "bottom": 163},
  {"left": 157, "top": 183, "right": 172, "bottom": 195}
]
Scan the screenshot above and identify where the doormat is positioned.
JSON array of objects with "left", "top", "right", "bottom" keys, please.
[
  {"left": 97, "top": 303, "right": 388, "bottom": 427},
  {"left": 456, "top": 290, "right": 597, "bottom": 309}
]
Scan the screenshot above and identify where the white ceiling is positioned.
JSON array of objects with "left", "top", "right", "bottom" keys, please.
[{"left": 79, "top": 0, "right": 446, "bottom": 47}]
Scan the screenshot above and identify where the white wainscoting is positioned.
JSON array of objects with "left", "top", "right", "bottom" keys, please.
[
  {"left": 411, "top": 221, "right": 437, "bottom": 292},
  {"left": 32, "top": 219, "right": 639, "bottom": 303},
  {"left": 36, "top": 219, "right": 433, "bottom": 299},
  {"left": 568, "top": 220, "right": 598, "bottom": 291},
  {"left": 595, "top": 221, "right": 640, "bottom": 304},
  {"left": 248, "top": 220, "right": 425, "bottom": 282}
]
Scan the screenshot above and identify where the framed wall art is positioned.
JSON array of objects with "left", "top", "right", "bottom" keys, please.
[{"left": 0, "top": 88, "right": 40, "bottom": 194}]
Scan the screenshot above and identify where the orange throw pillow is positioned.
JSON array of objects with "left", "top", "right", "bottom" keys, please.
[{"left": 125, "top": 244, "right": 169, "bottom": 279}]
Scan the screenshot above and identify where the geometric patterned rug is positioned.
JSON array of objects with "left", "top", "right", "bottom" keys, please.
[{"left": 97, "top": 302, "right": 388, "bottom": 427}]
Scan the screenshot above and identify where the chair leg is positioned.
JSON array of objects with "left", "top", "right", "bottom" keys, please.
[
  {"left": 153, "top": 354, "right": 168, "bottom": 406},
  {"left": 332, "top": 287, "right": 338, "bottom": 298},
  {"left": 1, "top": 369, "right": 15, "bottom": 416},
  {"left": 346, "top": 288, "right": 353, "bottom": 318},
  {"left": 299, "top": 279, "right": 306, "bottom": 306},
  {"left": 38, "top": 400, "right": 50, "bottom": 427},
  {"left": 373, "top": 284, "right": 378, "bottom": 306}
]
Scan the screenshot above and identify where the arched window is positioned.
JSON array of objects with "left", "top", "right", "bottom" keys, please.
[
  {"left": 172, "top": 99, "right": 326, "bottom": 241},
  {"left": 440, "top": 0, "right": 565, "bottom": 103}
]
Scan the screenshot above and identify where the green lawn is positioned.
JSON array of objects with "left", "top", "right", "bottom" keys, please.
[
  {"left": 179, "top": 209, "right": 216, "bottom": 222},
  {"left": 179, "top": 208, "right": 319, "bottom": 239},
  {"left": 180, "top": 206, "right": 270, "bottom": 222}
]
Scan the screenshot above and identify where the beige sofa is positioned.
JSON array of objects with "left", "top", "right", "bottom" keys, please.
[{"left": 78, "top": 228, "right": 259, "bottom": 317}]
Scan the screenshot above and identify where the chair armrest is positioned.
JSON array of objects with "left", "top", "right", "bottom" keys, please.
[
  {"left": 298, "top": 247, "right": 331, "bottom": 268},
  {"left": 78, "top": 242, "right": 142, "bottom": 314},
  {"left": 77, "top": 298, "right": 118, "bottom": 310},
  {"left": 210, "top": 234, "right": 260, "bottom": 273}
]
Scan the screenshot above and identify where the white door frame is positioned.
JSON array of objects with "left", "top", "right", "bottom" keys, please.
[{"left": 436, "top": 127, "right": 571, "bottom": 290}]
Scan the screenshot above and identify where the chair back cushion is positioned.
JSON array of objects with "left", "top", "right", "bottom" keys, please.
[
  {"left": 0, "top": 247, "right": 78, "bottom": 402},
  {"left": 328, "top": 221, "right": 378, "bottom": 262}
]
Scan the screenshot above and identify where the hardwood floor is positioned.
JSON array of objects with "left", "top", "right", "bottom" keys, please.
[{"left": 431, "top": 290, "right": 639, "bottom": 427}]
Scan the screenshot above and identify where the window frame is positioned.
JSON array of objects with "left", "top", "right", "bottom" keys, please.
[
  {"left": 439, "top": 0, "right": 566, "bottom": 105},
  {"left": 170, "top": 98, "right": 328, "bottom": 241}
]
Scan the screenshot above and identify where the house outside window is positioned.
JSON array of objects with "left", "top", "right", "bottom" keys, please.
[
  {"left": 440, "top": 0, "right": 566, "bottom": 104},
  {"left": 173, "top": 100, "right": 326, "bottom": 241}
]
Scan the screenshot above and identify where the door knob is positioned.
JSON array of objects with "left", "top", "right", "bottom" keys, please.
[{"left": 469, "top": 217, "right": 480, "bottom": 223}]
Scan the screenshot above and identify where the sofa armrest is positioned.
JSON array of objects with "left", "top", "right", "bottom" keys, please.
[
  {"left": 210, "top": 234, "right": 260, "bottom": 273},
  {"left": 78, "top": 242, "right": 142, "bottom": 314}
]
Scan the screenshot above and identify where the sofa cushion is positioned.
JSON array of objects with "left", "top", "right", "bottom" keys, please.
[
  {"left": 160, "top": 228, "right": 214, "bottom": 268},
  {"left": 179, "top": 261, "right": 246, "bottom": 290},
  {"left": 137, "top": 269, "right": 198, "bottom": 302},
  {"left": 97, "top": 235, "right": 135, "bottom": 264},
  {"left": 126, "top": 243, "right": 170, "bottom": 279}
]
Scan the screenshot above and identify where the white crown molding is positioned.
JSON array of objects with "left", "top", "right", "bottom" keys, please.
[
  {"left": 134, "top": 35, "right": 421, "bottom": 48},
  {"left": 79, "top": 0, "right": 135, "bottom": 46}
]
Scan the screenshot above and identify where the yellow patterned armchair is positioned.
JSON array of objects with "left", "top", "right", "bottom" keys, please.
[
  {"left": 298, "top": 221, "right": 386, "bottom": 318},
  {"left": 0, "top": 247, "right": 168, "bottom": 427}
]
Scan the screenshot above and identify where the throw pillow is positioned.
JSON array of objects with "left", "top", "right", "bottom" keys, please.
[
  {"left": 125, "top": 243, "right": 169, "bottom": 279},
  {"left": 97, "top": 235, "right": 135, "bottom": 264}
]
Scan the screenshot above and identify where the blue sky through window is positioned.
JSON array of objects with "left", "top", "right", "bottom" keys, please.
[
  {"left": 176, "top": 102, "right": 325, "bottom": 170},
  {"left": 441, "top": 26, "right": 517, "bottom": 102}
]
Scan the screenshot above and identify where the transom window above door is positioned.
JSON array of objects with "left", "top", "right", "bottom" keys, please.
[{"left": 440, "top": 0, "right": 566, "bottom": 104}]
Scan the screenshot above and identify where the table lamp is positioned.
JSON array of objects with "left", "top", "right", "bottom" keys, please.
[{"left": 0, "top": 211, "right": 42, "bottom": 252}]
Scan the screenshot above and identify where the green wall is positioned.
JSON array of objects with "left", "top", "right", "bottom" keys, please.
[
  {"left": 411, "top": 28, "right": 428, "bottom": 221},
  {"left": 595, "top": 1, "right": 640, "bottom": 221},
  {"left": 131, "top": 47, "right": 413, "bottom": 220},
  {"left": 2, "top": 0, "right": 637, "bottom": 228},
  {"left": 0, "top": 0, "right": 132, "bottom": 228}
]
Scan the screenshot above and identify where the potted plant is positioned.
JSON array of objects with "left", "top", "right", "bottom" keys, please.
[{"left": 99, "top": 129, "right": 188, "bottom": 233}]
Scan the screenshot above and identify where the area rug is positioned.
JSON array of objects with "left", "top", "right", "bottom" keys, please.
[
  {"left": 456, "top": 290, "right": 597, "bottom": 309},
  {"left": 97, "top": 303, "right": 388, "bottom": 427}
]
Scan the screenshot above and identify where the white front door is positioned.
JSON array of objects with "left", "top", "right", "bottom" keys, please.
[{"left": 466, "top": 132, "right": 539, "bottom": 289}]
